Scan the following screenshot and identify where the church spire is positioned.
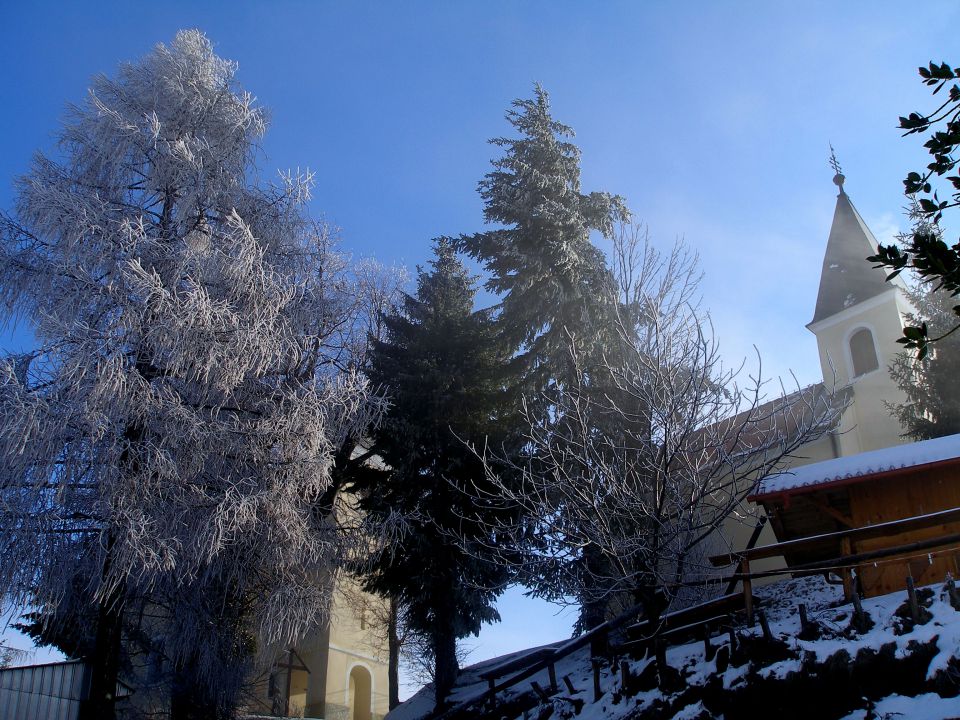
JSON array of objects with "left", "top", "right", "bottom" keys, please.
[
  {"left": 808, "top": 160, "right": 903, "bottom": 327},
  {"left": 829, "top": 144, "right": 846, "bottom": 195}
]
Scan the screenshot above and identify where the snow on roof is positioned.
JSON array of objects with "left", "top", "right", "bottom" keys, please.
[{"left": 755, "top": 432, "right": 960, "bottom": 497}]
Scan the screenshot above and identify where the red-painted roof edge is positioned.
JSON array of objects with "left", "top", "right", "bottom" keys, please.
[{"left": 749, "top": 454, "right": 960, "bottom": 503}]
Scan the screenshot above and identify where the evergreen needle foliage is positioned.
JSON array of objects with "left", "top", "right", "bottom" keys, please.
[
  {"left": 455, "top": 85, "right": 631, "bottom": 631},
  {"left": 889, "top": 284, "right": 960, "bottom": 439},
  {"left": 357, "top": 239, "right": 519, "bottom": 709},
  {"left": 456, "top": 84, "right": 629, "bottom": 390}
]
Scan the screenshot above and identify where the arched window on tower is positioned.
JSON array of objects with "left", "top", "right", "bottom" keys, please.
[{"left": 849, "top": 327, "right": 879, "bottom": 377}]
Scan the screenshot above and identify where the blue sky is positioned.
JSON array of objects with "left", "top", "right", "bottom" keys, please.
[{"left": 1, "top": 0, "right": 956, "bottom": 696}]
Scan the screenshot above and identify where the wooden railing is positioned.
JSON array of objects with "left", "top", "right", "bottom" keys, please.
[
  {"left": 434, "top": 591, "right": 754, "bottom": 720},
  {"left": 434, "top": 600, "right": 640, "bottom": 719},
  {"left": 432, "top": 507, "right": 960, "bottom": 719},
  {"left": 709, "top": 505, "right": 960, "bottom": 621}
]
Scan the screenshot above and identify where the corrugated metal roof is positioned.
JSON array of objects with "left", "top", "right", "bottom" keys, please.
[{"left": 0, "top": 660, "right": 89, "bottom": 720}]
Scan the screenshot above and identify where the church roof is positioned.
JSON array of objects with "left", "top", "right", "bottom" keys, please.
[{"left": 809, "top": 182, "right": 900, "bottom": 326}]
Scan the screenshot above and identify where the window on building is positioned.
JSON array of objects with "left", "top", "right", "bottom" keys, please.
[{"left": 849, "top": 327, "right": 879, "bottom": 377}]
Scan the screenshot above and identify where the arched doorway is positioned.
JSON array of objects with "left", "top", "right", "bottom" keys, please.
[{"left": 348, "top": 664, "right": 372, "bottom": 720}]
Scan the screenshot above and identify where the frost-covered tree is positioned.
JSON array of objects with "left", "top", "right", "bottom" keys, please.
[
  {"left": 0, "top": 642, "right": 29, "bottom": 669},
  {"left": 0, "top": 31, "right": 389, "bottom": 720},
  {"left": 473, "top": 226, "right": 841, "bottom": 624},
  {"left": 456, "top": 85, "right": 630, "bottom": 630},
  {"left": 889, "top": 283, "right": 960, "bottom": 439},
  {"left": 456, "top": 84, "right": 629, "bottom": 390}
]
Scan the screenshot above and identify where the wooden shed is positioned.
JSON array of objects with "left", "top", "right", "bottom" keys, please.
[{"left": 750, "top": 433, "right": 960, "bottom": 597}]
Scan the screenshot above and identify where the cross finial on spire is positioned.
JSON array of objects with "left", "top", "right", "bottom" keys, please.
[{"left": 829, "top": 144, "right": 845, "bottom": 192}]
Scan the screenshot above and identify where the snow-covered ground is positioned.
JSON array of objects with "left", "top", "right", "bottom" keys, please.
[{"left": 391, "top": 576, "right": 960, "bottom": 720}]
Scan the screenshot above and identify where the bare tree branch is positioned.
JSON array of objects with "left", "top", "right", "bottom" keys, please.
[{"left": 467, "top": 224, "right": 842, "bottom": 622}]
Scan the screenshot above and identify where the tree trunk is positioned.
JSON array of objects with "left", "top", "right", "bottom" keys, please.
[
  {"left": 170, "top": 669, "right": 218, "bottom": 720},
  {"left": 388, "top": 598, "right": 400, "bottom": 710},
  {"left": 79, "top": 584, "right": 123, "bottom": 720},
  {"left": 636, "top": 579, "right": 668, "bottom": 626},
  {"left": 431, "top": 589, "right": 459, "bottom": 711},
  {"left": 432, "top": 623, "right": 458, "bottom": 711},
  {"left": 578, "top": 543, "right": 611, "bottom": 632}
]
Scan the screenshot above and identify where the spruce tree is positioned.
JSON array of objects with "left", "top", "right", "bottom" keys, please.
[
  {"left": 456, "top": 85, "right": 629, "bottom": 630},
  {"left": 357, "top": 239, "right": 516, "bottom": 709},
  {"left": 889, "top": 284, "right": 960, "bottom": 439},
  {"left": 457, "top": 84, "right": 628, "bottom": 389}
]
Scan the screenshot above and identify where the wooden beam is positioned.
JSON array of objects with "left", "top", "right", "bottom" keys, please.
[
  {"left": 624, "top": 592, "right": 749, "bottom": 637},
  {"left": 727, "top": 532, "right": 960, "bottom": 581},
  {"left": 709, "top": 506, "right": 960, "bottom": 566},
  {"left": 807, "top": 493, "right": 855, "bottom": 529},
  {"left": 742, "top": 558, "right": 754, "bottom": 624},
  {"left": 724, "top": 517, "right": 767, "bottom": 595},
  {"left": 284, "top": 649, "right": 293, "bottom": 718}
]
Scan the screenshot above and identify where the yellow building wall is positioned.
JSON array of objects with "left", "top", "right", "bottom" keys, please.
[
  {"left": 715, "top": 286, "right": 914, "bottom": 587},
  {"left": 810, "top": 288, "right": 912, "bottom": 454},
  {"left": 719, "top": 433, "right": 840, "bottom": 583},
  {"left": 244, "top": 578, "right": 390, "bottom": 720},
  {"left": 320, "top": 579, "right": 390, "bottom": 720}
]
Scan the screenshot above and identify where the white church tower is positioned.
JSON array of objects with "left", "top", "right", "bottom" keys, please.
[{"left": 805, "top": 165, "right": 913, "bottom": 455}]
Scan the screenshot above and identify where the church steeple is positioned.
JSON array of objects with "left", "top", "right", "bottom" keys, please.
[
  {"left": 806, "top": 158, "right": 911, "bottom": 454},
  {"left": 808, "top": 169, "right": 906, "bottom": 327}
]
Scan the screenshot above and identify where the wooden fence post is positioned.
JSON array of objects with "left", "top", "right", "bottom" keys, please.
[
  {"left": 906, "top": 575, "right": 920, "bottom": 624},
  {"left": 946, "top": 573, "right": 960, "bottom": 610},
  {"left": 757, "top": 609, "right": 773, "bottom": 642},
  {"left": 841, "top": 537, "right": 854, "bottom": 600},
  {"left": 654, "top": 639, "right": 670, "bottom": 691},
  {"left": 742, "top": 558, "right": 754, "bottom": 624},
  {"left": 531, "top": 681, "right": 551, "bottom": 703},
  {"left": 592, "top": 658, "right": 602, "bottom": 702},
  {"left": 851, "top": 591, "right": 870, "bottom": 633}
]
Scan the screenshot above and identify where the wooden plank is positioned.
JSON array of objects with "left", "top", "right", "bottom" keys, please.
[
  {"left": 624, "top": 592, "right": 748, "bottom": 638},
  {"left": 478, "top": 647, "right": 559, "bottom": 681},
  {"left": 727, "top": 532, "right": 960, "bottom": 581},
  {"left": 709, "top": 506, "right": 960, "bottom": 566},
  {"left": 611, "top": 614, "right": 732, "bottom": 656},
  {"left": 846, "top": 468, "right": 960, "bottom": 597},
  {"left": 807, "top": 493, "right": 855, "bottom": 528}
]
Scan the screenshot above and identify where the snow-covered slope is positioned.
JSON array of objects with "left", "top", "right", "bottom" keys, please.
[{"left": 391, "top": 576, "right": 960, "bottom": 720}]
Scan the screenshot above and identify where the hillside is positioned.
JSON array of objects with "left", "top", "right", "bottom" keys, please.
[{"left": 390, "top": 576, "right": 960, "bottom": 720}]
